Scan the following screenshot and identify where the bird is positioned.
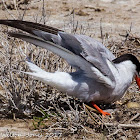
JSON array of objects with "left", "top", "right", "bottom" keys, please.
[{"left": 0, "top": 20, "right": 140, "bottom": 116}]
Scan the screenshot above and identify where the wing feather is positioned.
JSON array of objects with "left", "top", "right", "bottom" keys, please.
[{"left": 0, "top": 20, "right": 116, "bottom": 88}]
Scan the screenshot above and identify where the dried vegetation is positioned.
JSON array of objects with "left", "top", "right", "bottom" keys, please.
[{"left": 0, "top": 0, "right": 140, "bottom": 139}]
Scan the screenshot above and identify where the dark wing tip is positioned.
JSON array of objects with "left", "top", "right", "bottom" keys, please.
[{"left": 0, "top": 19, "right": 64, "bottom": 35}]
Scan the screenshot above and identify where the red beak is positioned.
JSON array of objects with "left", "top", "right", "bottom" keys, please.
[{"left": 135, "top": 75, "right": 140, "bottom": 89}]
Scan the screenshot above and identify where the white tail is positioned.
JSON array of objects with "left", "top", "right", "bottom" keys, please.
[{"left": 24, "top": 61, "right": 77, "bottom": 92}]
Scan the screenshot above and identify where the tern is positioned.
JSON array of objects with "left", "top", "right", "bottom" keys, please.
[{"left": 0, "top": 20, "right": 140, "bottom": 116}]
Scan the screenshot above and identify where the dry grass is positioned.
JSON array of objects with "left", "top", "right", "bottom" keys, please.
[{"left": 0, "top": 0, "right": 140, "bottom": 139}]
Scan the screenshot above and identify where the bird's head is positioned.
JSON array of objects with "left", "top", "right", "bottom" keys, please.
[{"left": 113, "top": 54, "right": 140, "bottom": 89}]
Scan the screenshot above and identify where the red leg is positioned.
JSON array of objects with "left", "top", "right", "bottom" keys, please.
[{"left": 91, "top": 101, "right": 110, "bottom": 116}]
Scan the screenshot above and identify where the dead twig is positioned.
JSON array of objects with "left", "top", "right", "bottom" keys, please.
[
  {"left": 2, "top": 0, "right": 16, "bottom": 19},
  {"left": 100, "top": 18, "right": 103, "bottom": 44},
  {"left": 107, "top": 129, "right": 122, "bottom": 137},
  {"left": 128, "top": 113, "right": 140, "bottom": 123},
  {"left": 84, "top": 104, "right": 99, "bottom": 125},
  {"left": 104, "top": 122, "right": 140, "bottom": 129},
  {"left": 84, "top": 104, "right": 99, "bottom": 113}
]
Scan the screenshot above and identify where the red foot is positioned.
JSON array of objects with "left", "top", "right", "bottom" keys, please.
[
  {"left": 100, "top": 110, "right": 110, "bottom": 116},
  {"left": 91, "top": 101, "right": 110, "bottom": 116}
]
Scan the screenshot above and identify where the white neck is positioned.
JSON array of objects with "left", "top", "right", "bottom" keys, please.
[
  {"left": 106, "top": 60, "right": 137, "bottom": 101},
  {"left": 115, "top": 60, "right": 136, "bottom": 80},
  {"left": 107, "top": 60, "right": 136, "bottom": 90},
  {"left": 113, "top": 60, "right": 136, "bottom": 96}
]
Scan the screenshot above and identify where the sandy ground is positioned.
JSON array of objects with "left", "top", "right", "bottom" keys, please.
[
  {"left": 0, "top": 0, "right": 140, "bottom": 139},
  {"left": 1, "top": 0, "right": 140, "bottom": 38}
]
